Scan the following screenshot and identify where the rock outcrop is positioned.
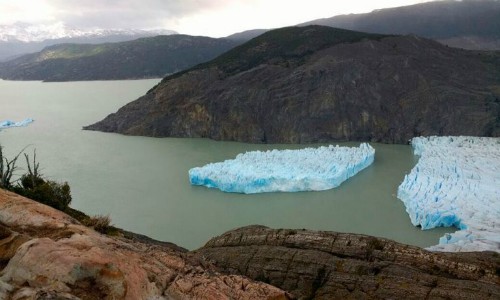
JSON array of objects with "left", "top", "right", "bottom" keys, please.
[
  {"left": 2, "top": 188, "right": 499, "bottom": 299},
  {"left": 197, "top": 225, "right": 500, "bottom": 299},
  {"left": 0, "top": 189, "right": 290, "bottom": 299},
  {"left": 85, "top": 26, "right": 500, "bottom": 144}
]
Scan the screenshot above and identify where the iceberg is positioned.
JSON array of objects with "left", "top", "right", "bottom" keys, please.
[
  {"left": 0, "top": 118, "right": 34, "bottom": 130},
  {"left": 189, "top": 143, "right": 375, "bottom": 193},
  {"left": 397, "top": 136, "right": 500, "bottom": 252}
]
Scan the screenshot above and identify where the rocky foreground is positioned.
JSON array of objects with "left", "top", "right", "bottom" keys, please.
[
  {"left": 198, "top": 226, "right": 500, "bottom": 299},
  {"left": 0, "top": 189, "right": 289, "bottom": 299},
  {"left": 0, "top": 189, "right": 498, "bottom": 299}
]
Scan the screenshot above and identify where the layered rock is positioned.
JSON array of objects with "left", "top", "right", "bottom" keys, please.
[
  {"left": 197, "top": 225, "right": 500, "bottom": 299},
  {"left": 0, "top": 189, "right": 290, "bottom": 299},
  {"left": 85, "top": 26, "right": 500, "bottom": 144}
]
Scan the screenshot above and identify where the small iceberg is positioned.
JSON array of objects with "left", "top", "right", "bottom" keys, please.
[
  {"left": 189, "top": 143, "right": 375, "bottom": 194},
  {"left": 397, "top": 136, "right": 500, "bottom": 252},
  {"left": 0, "top": 118, "right": 34, "bottom": 130}
]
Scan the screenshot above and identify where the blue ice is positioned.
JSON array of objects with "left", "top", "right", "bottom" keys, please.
[
  {"left": 189, "top": 143, "right": 375, "bottom": 194},
  {"left": 397, "top": 136, "right": 500, "bottom": 252},
  {"left": 0, "top": 118, "right": 34, "bottom": 130}
]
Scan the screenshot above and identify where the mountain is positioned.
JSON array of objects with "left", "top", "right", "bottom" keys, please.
[
  {"left": 0, "top": 22, "right": 176, "bottom": 61},
  {"left": 84, "top": 25, "right": 500, "bottom": 143},
  {"left": 0, "top": 35, "right": 239, "bottom": 81},
  {"left": 228, "top": 1, "right": 500, "bottom": 50},
  {"left": 302, "top": 0, "right": 500, "bottom": 50},
  {"left": 226, "top": 29, "right": 269, "bottom": 42}
]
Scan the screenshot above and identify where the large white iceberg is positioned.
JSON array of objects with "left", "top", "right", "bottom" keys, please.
[
  {"left": 0, "top": 118, "right": 34, "bottom": 130},
  {"left": 398, "top": 136, "right": 500, "bottom": 252},
  {"left": 189, "top": 143, "right": 375, "bottom": 193}
]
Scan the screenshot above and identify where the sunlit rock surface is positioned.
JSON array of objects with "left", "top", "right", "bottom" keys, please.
[{"left": 0, "top": 189, "right": 290, "bottom": 299}]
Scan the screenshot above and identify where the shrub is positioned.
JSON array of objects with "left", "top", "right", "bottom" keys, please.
[
  {"left": 11, "top": 149, "right": 72, "bottom": 211},
  {"left": 0, "top": 145, "right": 25, "bottom": 189},
  {"left": 82, "top": 214, "right": 113, "bottom": 234},
  {"left": 14, "top": 175, "right": 72, "bottom": 211},
  {"left": 1, "top": 146, "right": 116, "bottom": 236}
]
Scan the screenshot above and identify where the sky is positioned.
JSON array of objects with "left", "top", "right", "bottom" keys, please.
[{"left": 0, "top": 0, "right": 438, "bottom": 37}]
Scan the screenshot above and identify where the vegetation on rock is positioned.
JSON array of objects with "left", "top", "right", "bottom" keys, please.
[{"left": 0, "top": 145, "right": 115, "bottom": 234}]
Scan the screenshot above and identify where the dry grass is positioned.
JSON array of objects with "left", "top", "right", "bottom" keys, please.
[{"left": 82, "top": 214, "right": 112, "bottom": 234}]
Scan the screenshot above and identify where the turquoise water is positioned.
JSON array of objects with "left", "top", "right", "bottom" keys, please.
[{"left": 0, "top": 79, "right": 450, "bottom": 249}]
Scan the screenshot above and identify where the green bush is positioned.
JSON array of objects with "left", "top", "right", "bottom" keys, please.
[
  {"left": 1, "top": 146, "right": 116, "bottom": 236},
  {"left": 14, "top": 174, "right": 72, "bottom": 211}
]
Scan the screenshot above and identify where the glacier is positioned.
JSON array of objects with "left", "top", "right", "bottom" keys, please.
[
  {"left": 189, "top": 143, "right": 375, "bottom": 194},
  {"left": 0, "top": 118, "right": 34, "bottom": 130},
  {"left": 398, "top": 136, "right": 500, "bottom": 252}
]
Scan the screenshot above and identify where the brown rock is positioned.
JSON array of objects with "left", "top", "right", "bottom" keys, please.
[
  {"left": 0, "top": 189, "right": 291, "bottom": 300},
  {"left": 197, "top": 225, "right": 500, "bottom": 299}
]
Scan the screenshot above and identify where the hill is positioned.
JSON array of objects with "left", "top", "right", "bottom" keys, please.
[
  {"left": 0, "top": 23, "right": 176, "bottom": 61},
  {"left": 302, "top": 0, "right": 500, "bottom": 50},
  {"left": 84, "top": 26, "right": 500, "bottom": 144},
  {"left": 0, "top": 35, "right": 238, "bottom": 81}
]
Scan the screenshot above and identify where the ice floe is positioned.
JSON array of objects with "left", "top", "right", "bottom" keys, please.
[
  {"left": 398, "top": 136, "right": 500, "bottom": 252},
  {"left": 189, "top": 143, "right": 375, "bottom": 193},
  {"left": 0, "top": 118, "right": 34, "bottom": 130}
]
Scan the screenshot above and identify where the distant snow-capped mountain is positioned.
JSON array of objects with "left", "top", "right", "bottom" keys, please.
[
  {"left": 0, "top": 22, "right": 177, "bottom": 61},
  {"left": 0, "top": 22, "right": 176, "bottom": 43}
]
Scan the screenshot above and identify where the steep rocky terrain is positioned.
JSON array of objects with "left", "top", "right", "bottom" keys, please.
[
  {"left": 0, "top": 189, "right": 290, "bottom": 299},
  {"left": 85, "top": 26, "right": 500, "bottom": 144},
  {"left": 0, "top": 35, "right": 238, "bottom": 81},
  {"left": 198, "top": 225, "right": 500, "bottom": 299}
]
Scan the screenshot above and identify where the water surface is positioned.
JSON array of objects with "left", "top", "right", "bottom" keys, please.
[{"left": 0, "top": 79, "right": 450, "bottom": 249}]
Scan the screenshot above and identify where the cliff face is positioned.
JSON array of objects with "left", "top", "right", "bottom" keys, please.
[
  {"left": 0, "top": 189, "right": 290, "bottom": 299},
  {"left": 85, "top": 26, "right": 500, "bottom": 144},
  {"left": 197, "top": 225, "right": 500, "bottom": 299}
]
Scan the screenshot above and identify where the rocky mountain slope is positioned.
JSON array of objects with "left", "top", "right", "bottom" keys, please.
[
  {"left": 302, "top": 0, "right": 500, "bottom": 50},
  {"left": 225, "top": 1, "right": 500, "bottom": 50},
  {"left": 0, "top": 35, "right": 238, "bottom": 81},
  {"left": 85, "top": 25, "right": 500, "bottom": 144},
  {"left": 198, "top": 225, "right": 500, "bottom": 299},
  {"left": 0, "top": 189, "right": 290, "bottom": 299}
]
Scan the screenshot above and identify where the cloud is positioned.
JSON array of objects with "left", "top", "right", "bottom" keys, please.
[
  {"left": 47, "top": 0, "right": 235, "bottom": 29},
  {"left": 0, "top": 0, "right": 438, "bottom": 37}
]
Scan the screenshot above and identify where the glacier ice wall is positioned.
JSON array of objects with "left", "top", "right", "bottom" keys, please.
[
  {"left": 0, "top": 118, "right": 34, "bottom": 130},
  {"left": 189, "top": 143, "right": 375, "bottom": 194},
  {"left": 398, "top": 136, "right": 500, "bottom": 252}
]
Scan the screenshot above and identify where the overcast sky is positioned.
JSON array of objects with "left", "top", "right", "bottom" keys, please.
[{"left": 0, "top": 0, "right": 437, "bottom": 37}]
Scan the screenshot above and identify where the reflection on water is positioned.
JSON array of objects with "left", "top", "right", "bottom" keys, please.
[{"left": 0, "top": 79, "right": 450, "bottom": 249}]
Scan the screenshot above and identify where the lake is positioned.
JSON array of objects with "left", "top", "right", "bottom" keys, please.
[{"left": 0, "top": 79, "right": 450, "bottom": 249}]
